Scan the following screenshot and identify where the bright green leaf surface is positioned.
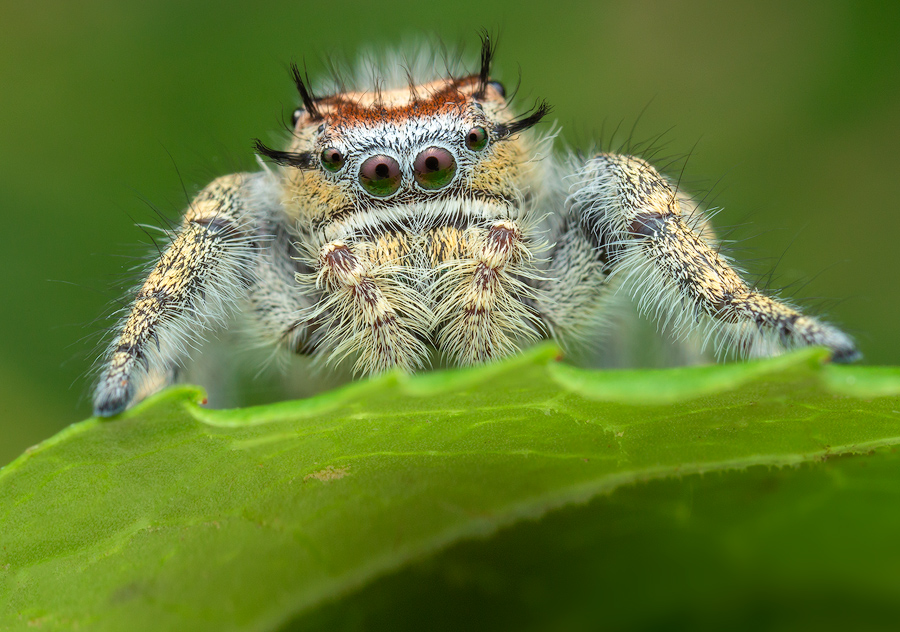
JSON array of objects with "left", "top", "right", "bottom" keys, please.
[{"left": 2, "top": 346, "right": 900, "bottom": 630}]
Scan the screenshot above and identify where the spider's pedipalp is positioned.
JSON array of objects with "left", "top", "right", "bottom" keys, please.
[
  {"left": 312, "top": 239, "right": 431, "bottom": 374},
  {"left": 433, "top": 220, "right": 544, "bottom": 365}
]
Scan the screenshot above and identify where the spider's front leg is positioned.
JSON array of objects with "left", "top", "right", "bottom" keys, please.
[
  {"left": 93, "top": 174, "right": 262, "bottom": 417},
  {"left": 559, "top": 153, "right": 859, "bottom": 361}
]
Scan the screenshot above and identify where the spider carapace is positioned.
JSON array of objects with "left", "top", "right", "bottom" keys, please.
[{"left": 93, "top": 36, "right": 859, "bottom": 416}]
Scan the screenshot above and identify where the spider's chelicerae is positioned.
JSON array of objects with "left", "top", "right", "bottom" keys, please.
[{"left": 93, "top": 37, "right": 859, "bottom": 417}]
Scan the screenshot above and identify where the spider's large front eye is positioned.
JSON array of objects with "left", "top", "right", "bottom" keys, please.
[
  {"left": 413, "top": 147, "right": 456, "bottom": 190},
  {"left": 465, "top": 127, "right": 489, "bottom": 151},
  {"left": 321, "top": 148, "right": 345, "bottom": 172},
  {"left": 359, "top": 155, "right": 402, "bottom": 197}
]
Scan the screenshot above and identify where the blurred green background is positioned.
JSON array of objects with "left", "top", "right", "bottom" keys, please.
[{"left": 1, "top": 1, "right": 898, "bottom": 466}]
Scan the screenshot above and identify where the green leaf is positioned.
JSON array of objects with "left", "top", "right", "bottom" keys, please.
[{"left": 2, "top": 346, "right": 900, "bottom": 630}]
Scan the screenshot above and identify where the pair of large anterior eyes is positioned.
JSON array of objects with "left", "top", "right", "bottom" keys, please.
[
  {"left": 357, "top": 147, "right": 455, "bottom": 196},
  {"left": 320, "top": 127, "right": 489, "bottom": 197}
]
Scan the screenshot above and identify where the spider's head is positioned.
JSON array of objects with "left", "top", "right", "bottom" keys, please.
[{"left": 254, "top": 36, "right": 550, "bottom": 231}]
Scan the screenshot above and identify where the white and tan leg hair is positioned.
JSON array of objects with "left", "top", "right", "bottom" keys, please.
[
  {"left": 309, "top": 238, "right": 432, "bottom": 375},
  {"left": 433, "top": 220, "right": 545, "bottom": 365},
  {"left": 543, "top": 153, "right": 859, "bottom": 362},
  {"left": 92, "top": 172, "right": 318, "bottom": 416}
]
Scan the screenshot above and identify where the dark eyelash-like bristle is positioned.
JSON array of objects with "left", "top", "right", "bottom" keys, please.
[
  {"left": 474, "top": 31, "right": 496, "bottom": 99},
  {"left": 290, "top": 63, "right": 322, "bottom": 120},
  {"left": 253, "top": 139, "right": 315, "bottom": 169},
  {"left": 495, "top": 100, "right": 551, "bottom": 139}
]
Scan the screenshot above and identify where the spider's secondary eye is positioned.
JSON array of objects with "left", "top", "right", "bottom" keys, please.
[
  {"left": 291, "top": 108, "right": 303, "bottom": 125},
  {"left": 321, "top": 148, "right": 345, "bottom": 172},
  {"left": 413, "top": 147, "right": 456, "bottom": 190},
  {"left": 488, "top": 81, "right": 506, "bottom": 98},
  {"left": 359, "top": 155, "right": 402, "bottom": 197},
  {"left": 465, "top": 127, "right": 489, "bottom": 151}
]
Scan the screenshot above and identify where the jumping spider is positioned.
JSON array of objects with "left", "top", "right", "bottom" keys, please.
[{"left": 93, "top": 36, "right": 859, "bottom": 417}]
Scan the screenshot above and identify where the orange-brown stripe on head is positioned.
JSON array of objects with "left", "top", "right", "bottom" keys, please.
[{"left": 294, "top": 75, "right": 507, "bottom": 131}]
